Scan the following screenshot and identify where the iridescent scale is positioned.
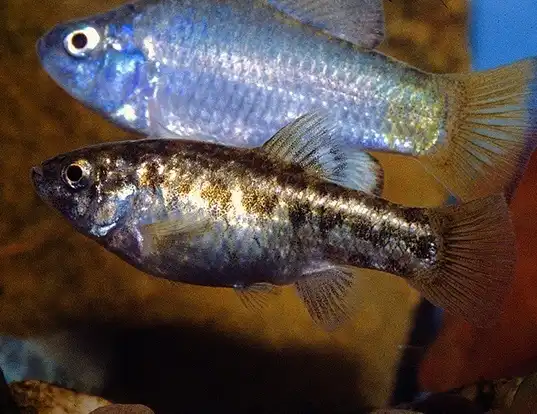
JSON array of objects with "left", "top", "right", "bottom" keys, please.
[{"left": 113, "top": 0, "right": 447, "bottom": 154}]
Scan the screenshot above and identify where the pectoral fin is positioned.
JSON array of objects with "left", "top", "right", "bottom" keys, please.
[
  {"left": 140, "top": 214, "right": 211, "bottom": 255},
  {"left": 147, "top": 97, "right": 219, "bottom": 143},
  {"left": 147, "top": 97, "right": 184, "bottom": 139},
  {"left": 235, "top": 283, "right": 282, "bottom": 312}
]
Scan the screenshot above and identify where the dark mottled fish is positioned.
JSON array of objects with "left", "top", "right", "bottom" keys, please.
[
  {"left": 31, "top": 114, "right": 516, "bottom": 329},
  {"left": 37, "top": 0, "right": 537, "bottom": 201}
]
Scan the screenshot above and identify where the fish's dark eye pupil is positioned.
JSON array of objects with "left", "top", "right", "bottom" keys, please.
[
  {"left": 66, "top": 164, "right": 83, "bottom": 182},
  {"left": 71, "top": 33, "right": 88, "bottom": 49}
]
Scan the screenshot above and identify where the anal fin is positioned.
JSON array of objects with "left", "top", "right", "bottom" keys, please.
[{"left": 295, "top": 265, "right": 360, "bottom": 331}]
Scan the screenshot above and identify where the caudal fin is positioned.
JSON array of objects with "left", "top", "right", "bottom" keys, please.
[
  {"left": 409, "top": 194, "right": 516, "bottom": 326},
  {"left": 419, "top": 58, "right": 537, "bottom": 201}
]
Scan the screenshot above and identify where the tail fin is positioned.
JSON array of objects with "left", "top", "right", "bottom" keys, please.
[
  {"left": 419, "top": 58, "right": 537, "bottom": 201},
  {"left": 409, "top": 194, "right": 516, "bottom": 326}
]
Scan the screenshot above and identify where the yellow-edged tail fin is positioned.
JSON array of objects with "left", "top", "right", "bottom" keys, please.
[
  {"left": 419, "top": 58, "right": 537, "bottom": 201},
  {"left": 409, "top": 194, "right": 516, "bottom": 327}
]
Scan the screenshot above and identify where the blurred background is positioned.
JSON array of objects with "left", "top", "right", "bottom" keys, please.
[{"left": 1, "top": 0, "right": 537, "bottom": 412}]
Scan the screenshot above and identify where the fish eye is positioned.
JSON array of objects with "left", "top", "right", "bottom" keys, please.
[
  {"left": 66, "top": 164, "right": 83, "bottom": 182},
  {"left": 62, "top": 160, "right": 91, "bottom": 189},
  {"left": 63, "top": 27, "right": 100, "bottom": 57}
]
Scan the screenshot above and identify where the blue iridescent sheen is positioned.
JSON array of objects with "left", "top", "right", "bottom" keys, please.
[{"left": 37, "top": 0, "right": 446, "bottom": 153}]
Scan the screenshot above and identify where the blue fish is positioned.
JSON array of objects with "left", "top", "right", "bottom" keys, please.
[{"left": 37, "top": 0, "right": 537, "bottom": 201}]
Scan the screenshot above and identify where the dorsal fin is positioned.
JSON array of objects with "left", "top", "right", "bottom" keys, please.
[
  {"left": 267, "top": 0, "right": 385, "bottom": 49},
  {"left": 261, "top": 113, "right": 384, "bottom": 195}
]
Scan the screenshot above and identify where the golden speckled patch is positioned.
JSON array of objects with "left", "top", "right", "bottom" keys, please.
[
  {"left": 200, "top": 181, "right": 232, "bottom": 213},
  {"left": 176, "top": 180, "right": 192, "bottom": 195},
  {"left": 241, "top": 187, "right": 278, "bottom": 216}
]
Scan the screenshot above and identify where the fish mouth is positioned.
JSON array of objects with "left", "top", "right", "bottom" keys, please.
[
  {"left": 31, "top": 165, "right": 43, "bottom": 177},
  {"left": 30, "top": 166, "right": 44, "bottom": 190},
  {"left": 30, "top": 165, "right": 55, "bottom": 207},
  {"left": 36, "top": 25, "right": 62, "bottom": 61},
  {"left": 36, "top": 37, "right": 46, "bottom": 62},
  {"left": 36, "top": 30, "right": 56, "bottom": 64}
]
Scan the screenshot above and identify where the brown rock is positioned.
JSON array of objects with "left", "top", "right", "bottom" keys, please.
[
  {"left": 10, "top": 380, "right": 110, "bottom": 414},
  {"left": 90, "top": 404, "right": 154, "bottom": 414}
]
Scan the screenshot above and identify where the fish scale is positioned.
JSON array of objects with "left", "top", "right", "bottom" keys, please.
[{"left": 132, "top": 0, "right": 414, "bottom": 148}]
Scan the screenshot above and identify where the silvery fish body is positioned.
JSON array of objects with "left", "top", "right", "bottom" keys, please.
[
  {"left": 31, "top": 115, "right": 515, "bottom": 329},
  {"left": 37, "top": 0, "right": 537, "bottom": 201},
  {"left": 38, "top": 0, "right": 441, "bottom": 152}
]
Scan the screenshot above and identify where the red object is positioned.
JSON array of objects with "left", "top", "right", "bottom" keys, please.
[{"left": 419, "top": 149, "right": 537, "bottom": 392}]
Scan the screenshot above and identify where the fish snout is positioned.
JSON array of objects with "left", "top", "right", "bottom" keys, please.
[
  {"left": 36, "top": 26, "right": 63, "bottom": 61},
  {"left": 36, "top": 36, "right": 47, "bottom": 61},
  {"left": 31, "top": 166, "right": 44, "bottom": 189},
  {"left": 31, "top": 165, "right": 43, "bottom": 176}
]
